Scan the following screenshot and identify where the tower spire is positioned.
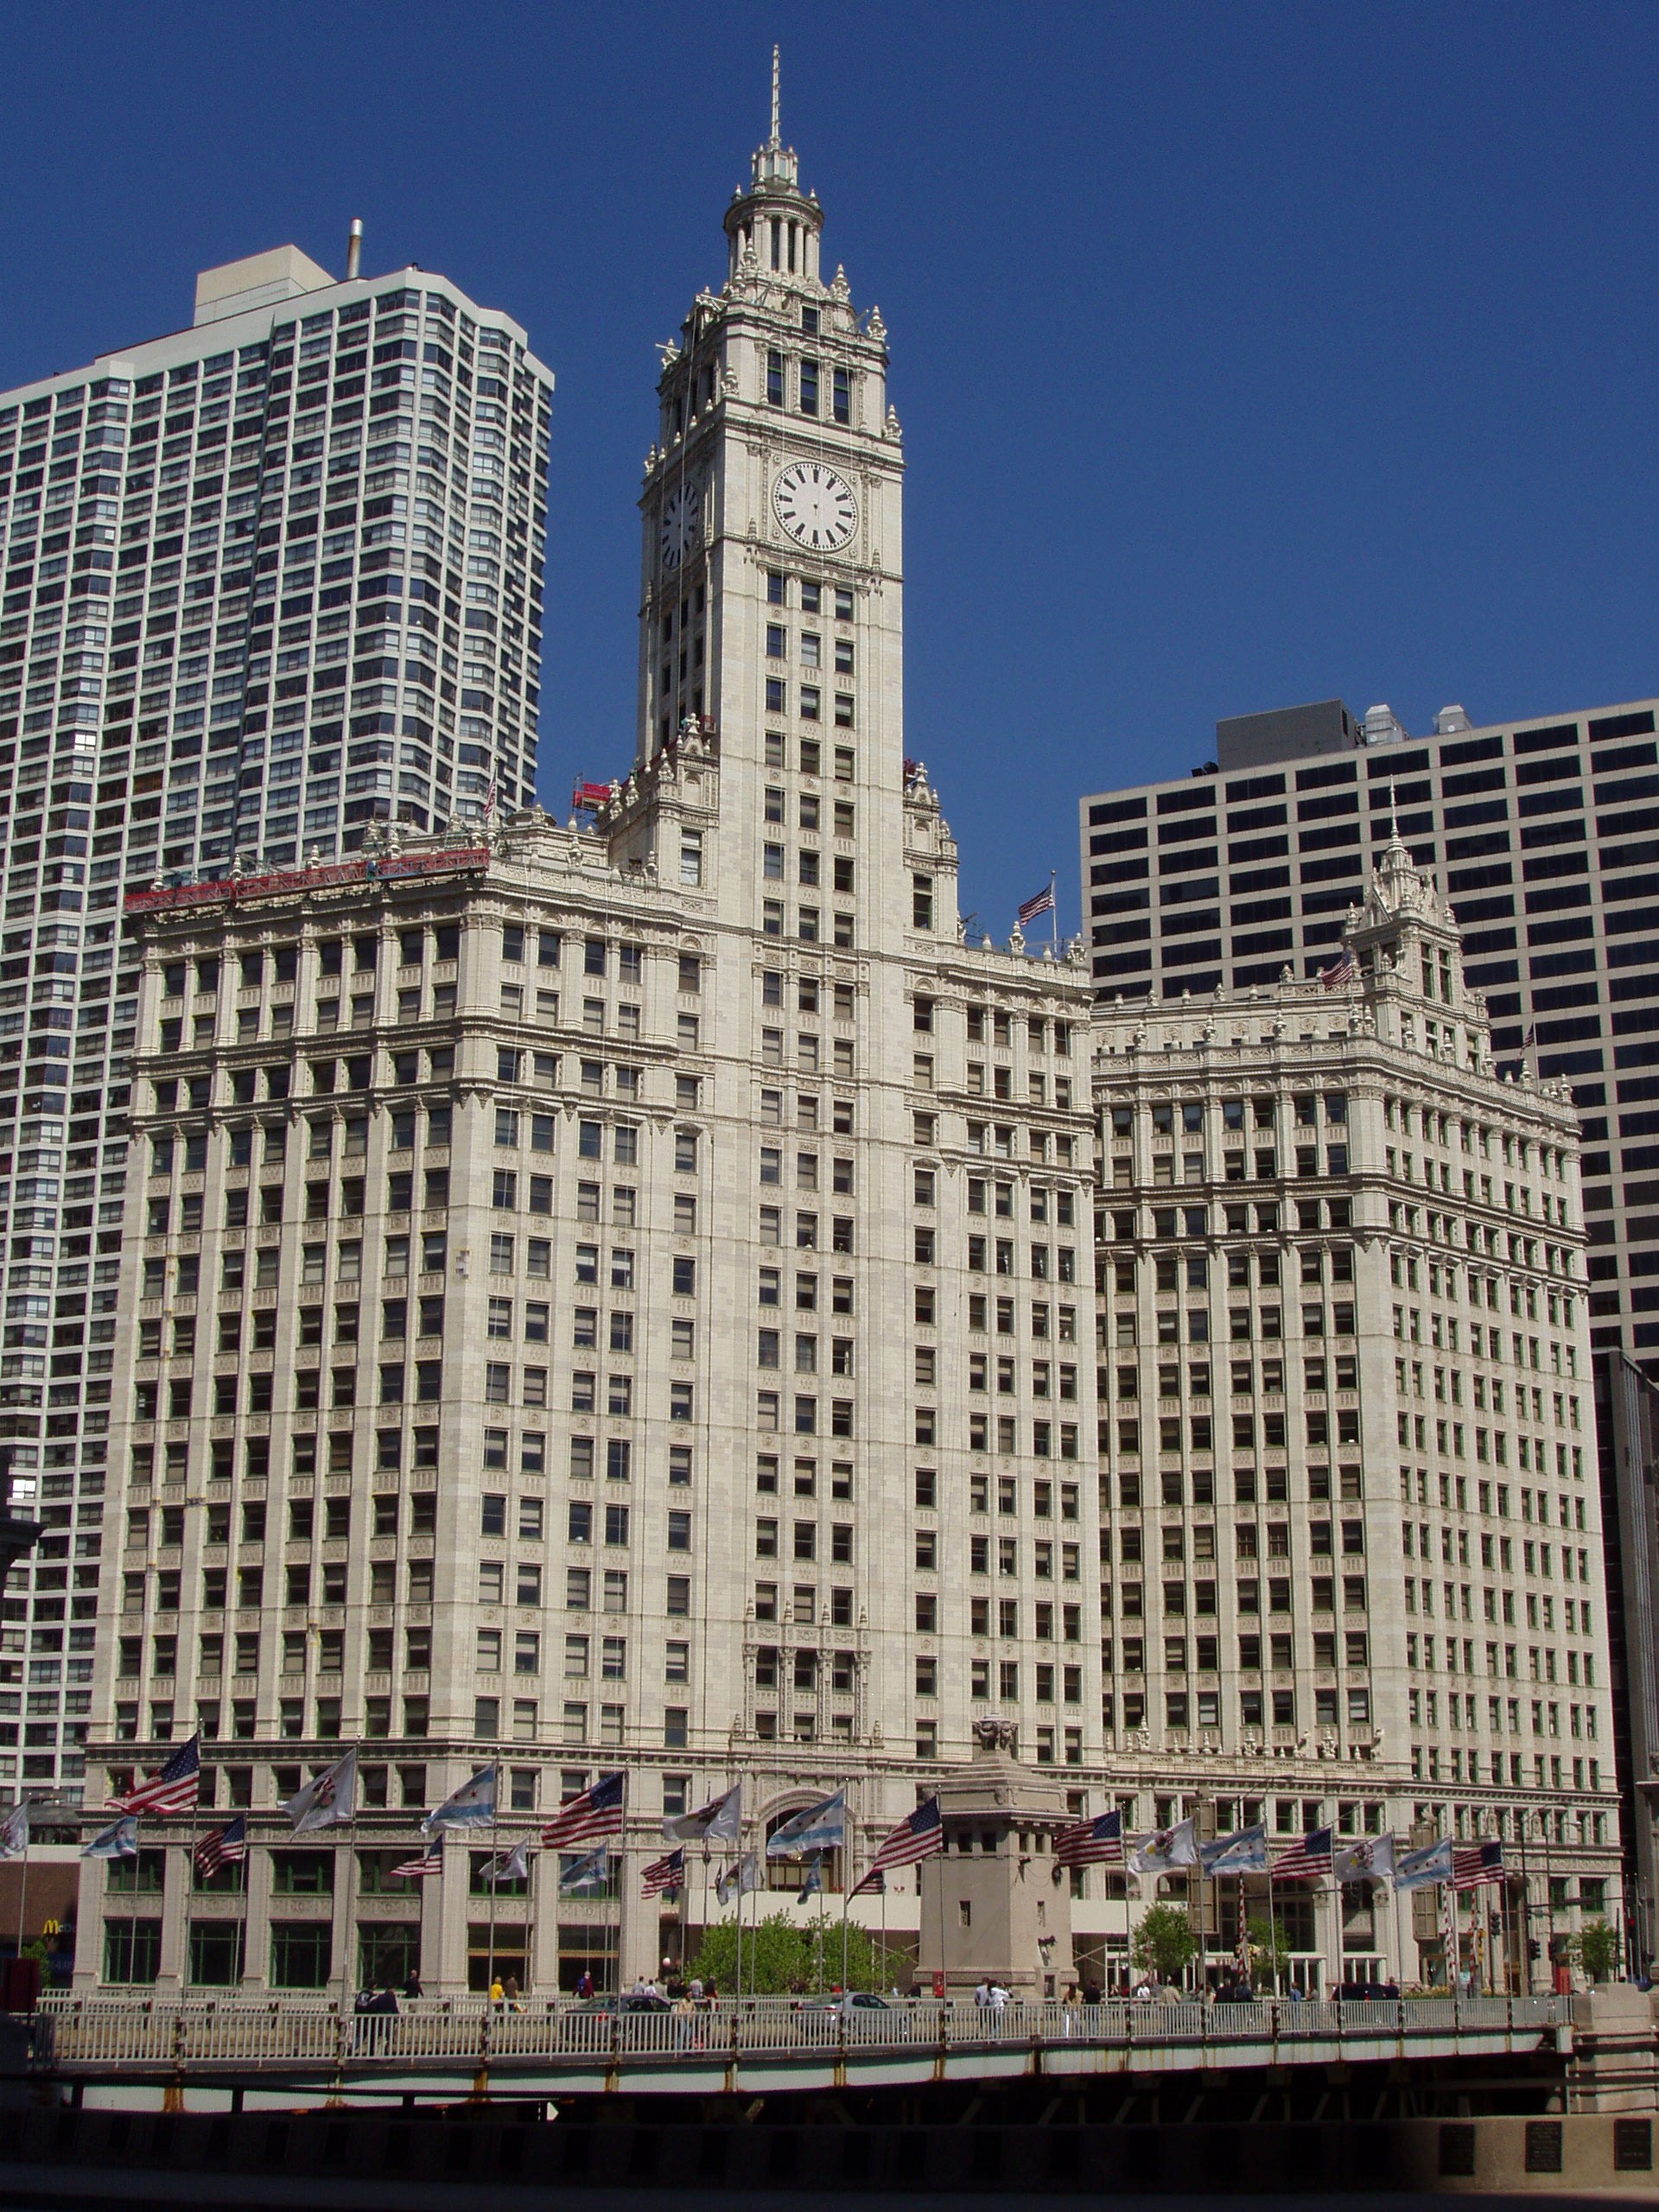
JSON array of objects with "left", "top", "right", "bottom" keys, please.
[{"left": 726, "top": 41, "right": 820, "bottom": 282}]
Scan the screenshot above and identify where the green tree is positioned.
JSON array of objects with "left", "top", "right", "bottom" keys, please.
[
  {"left": 1572, "top": 1918, "right": 1622, "bottom": 1984},
  {"left": 1130, "top": 1904, "right": 1198, "bottom": 1986},
  {"left": 1245, "top": 1914, "right": 1292, "bottom": 1993},
  {"left": 688, "top": 1911, "right": 905, "bottom": 1996}
]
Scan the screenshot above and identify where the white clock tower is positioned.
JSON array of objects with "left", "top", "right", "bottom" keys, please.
[
  {"left": 637, "top": 51, "right": 911, "bottom": 945},
  {"left": 614, "top": 62, "right": 1094, "bottom": 1939}
]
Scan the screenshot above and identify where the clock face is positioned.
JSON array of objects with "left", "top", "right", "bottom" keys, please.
[
  {"left": 772, "top": 461, "right": 858, "bottom": 551},
  {"left": 660, "top": 481, "right": 702, "bottom": 570}
]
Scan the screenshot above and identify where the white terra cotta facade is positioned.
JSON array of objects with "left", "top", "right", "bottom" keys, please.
[{"left": 76, "top": 104, "right": 1621, "bottom": 2001}]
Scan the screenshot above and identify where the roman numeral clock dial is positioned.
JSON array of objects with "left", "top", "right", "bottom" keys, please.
[
  {"left": 772, "top": 461, "right": 858, "bottom": 551},
  {"left": 660, "top": 480, "right": 702, "bottom": 571}
]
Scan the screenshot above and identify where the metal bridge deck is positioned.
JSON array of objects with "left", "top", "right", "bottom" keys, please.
[{"left": 30, "top": 1993, "right": 1569, "bottom": 2111}]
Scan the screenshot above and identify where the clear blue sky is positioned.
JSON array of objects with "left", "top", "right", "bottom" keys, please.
[{"left": 3, "top": 3, "right": 1656, "bottom": 938}]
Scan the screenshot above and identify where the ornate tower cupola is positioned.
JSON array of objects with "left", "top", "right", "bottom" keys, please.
[
  {"left": 724, "top": 48, "right": 824, "bottom": 287},
  {"left": 1343, "top": 810, "right": 1482, "bottom": 1057}
]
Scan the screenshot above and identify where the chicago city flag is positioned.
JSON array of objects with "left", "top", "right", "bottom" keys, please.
[
  {"left": 558, "top": 1844, "right": 611, "bottom": 1897},
  {"left": 766, "top": 1790, "right": 846, "bottom": 1859},
  {"left": 423, "top": 1765, "right": 497, "bottom": 1837},
  {"left": 1202, "top": 1824, "right": 1269, "bottom": 1875},
  {"left": 83, "top": 1816, "right": 138, "bottom": 1860},
  {"left": 1394, "top": 1838, "right": 1454, "bottom": 1892}
]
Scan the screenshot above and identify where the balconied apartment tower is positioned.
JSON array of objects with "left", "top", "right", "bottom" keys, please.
[{"left": 0, "top": 234, "right": 550, "bottom": 1808}]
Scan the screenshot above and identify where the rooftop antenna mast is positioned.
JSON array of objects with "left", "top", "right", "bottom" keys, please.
[{"left": 771, "top": 42, "right": 781, "bottom": 143}]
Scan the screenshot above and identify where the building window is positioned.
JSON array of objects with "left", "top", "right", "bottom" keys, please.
[
  {"left": 103, "top": 1917, "right": 163, "bottom": 1986},
  {"left": 269, "top": 1920, "right": 333, "bottom": 1990}
]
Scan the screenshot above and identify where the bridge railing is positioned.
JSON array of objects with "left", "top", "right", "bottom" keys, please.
[{"left": 29, "top": 1991, "right": 1564, "bottom": 2072}]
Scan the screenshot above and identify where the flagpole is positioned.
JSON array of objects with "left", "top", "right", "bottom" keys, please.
[
  {"left": 239, "top": 1816, "right": 251, "bottom": 1991},
  {"left": 701, "top": 1846, "right": 711, "bottom": 1992},
  {"left": 14, "top": 1807, "right": 29, "bottom": 1969},
  {"left": 840, "top": 1865, "right": 849, "bottom": 1993},
  {"left": 677, "top": 1849, "right": 689, "bottom": 1986},
  {"left": 341, "top": 1820, "right": 359, "bottom": 2008},
  {"left": 1120, "top": 1807, "right": 1131, "bottom": 1995},
  {"left": 182, "top": 1781, "right": 200, "bottom": 2018},
  {"left": 746, "top": 1834, "right": 759, "bottom": 2004},
  {"left": 817, "top": 1860, "right": 827, "bottom": 1996},
  {"left": 486, "top": 1753, "right": 499, "bottom": 2000},
  {"left": 1050, "top": 870, "right": 1058, "bottom": 957}
]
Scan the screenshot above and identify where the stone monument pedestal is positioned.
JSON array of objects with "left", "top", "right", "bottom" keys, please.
[{"left": 917, "top": 1721, "right": 1074, "bottom": 1999}]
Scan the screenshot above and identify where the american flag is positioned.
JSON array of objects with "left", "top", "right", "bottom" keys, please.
[
  {"left": 851, "top": 1797, "right": 943, "bottom": 1894},
  {"left": 1055, "top": 1808, "right": 1124, "bottom": 1868},
  {"left": 1451, "top": 1840, "right": 1504, "bottom": 1892},
  {"left": 641, "top": 1847, "right": 684, "bottom": 1899},
  {"left": 1320, "top": 948, "right": 1357, "bottom": 989},
  {"left": 1017, "top": 882, "right": 1056, "bottom": 928},
  {"left": 193, "top": 1815, "right": 246, "bottom": 1878},
  {"left": 541, "top": 1770, "right": 626, "bottom": 1851},
  {"left": 391, "top": 1842, "right": 444, "bottom": 1881},
  {"left": 1270, "top": 1827, "right": 1333, "bottom": 1881},
  {"left": 110, "top": 1732, "right": 200, "bottom": 1819}
]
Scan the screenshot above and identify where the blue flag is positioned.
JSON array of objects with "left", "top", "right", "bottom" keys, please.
[
  {"left": 423, "top": 1764, "right": 497, "bottom": 1836},
  {"left": 766, "top": 1790, "right": 846, "bottom": 1859},
  {"left": 799, "top": 1851, "right": 824, "bottom": 1900},
  {"left": 84, "top": 1815, "right": 138, "bottom": 1860},
  {"left": 1395, "top": 1838, "right": 1453, "bottom": 1892},
  {"left": 1202, "top": 1823, "right": 1268, "bottom": 1874},
  {"left": 558, "top": 1843, "right": 611, "bottom": 1896}
]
